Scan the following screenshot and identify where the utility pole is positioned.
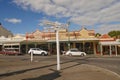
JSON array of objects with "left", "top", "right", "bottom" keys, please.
[
  {"left": 56, "top": 29, "right": 60, "bottom": 70},
  {"left": 44, "top": 21, "right": 69, "bottom": 70},
  {"left": 67, "top": 25, "right": 70, "bottom": 50}
]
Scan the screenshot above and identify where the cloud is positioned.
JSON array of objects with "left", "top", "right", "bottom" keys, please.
[
  {"left": 5, "top": 18, "right": 21, "bottom": 24},
  {"left": 13, "top": 0, "right": 120, "bottom": 33},
  {"left": 38, "top": 19, "right": 64, "bottom": 26},
  {"left": 95, "top": 24, "right": 120, "bottom": 34}
]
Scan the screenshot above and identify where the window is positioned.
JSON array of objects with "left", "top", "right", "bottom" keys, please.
[{"left": 97, "top": 44, "right": 100, "bottom": 52}]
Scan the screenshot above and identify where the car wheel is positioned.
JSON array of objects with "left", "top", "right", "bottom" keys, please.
[
  {"left": 81, "top": 53, "right": 84, "bottom": 56},
  {"left": 41, "top": 52, "right": 45, "bottom": 56},
  {"left": 69, "top": 53, "right": 72, "bottom": 56}
]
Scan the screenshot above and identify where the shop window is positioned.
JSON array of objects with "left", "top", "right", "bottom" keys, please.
[{"left": 97, "top": 45, "right": 100, "bottom": 52}]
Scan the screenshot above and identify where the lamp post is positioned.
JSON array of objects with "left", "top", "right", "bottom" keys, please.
[
  {"left": 44, "top": 21, "right": 69, "bottom": 70},
  {"left": 56, "top": 28, "right": 60, "bottom": 70},
  {"left": 66, "top": 21, "right": 70, "bottom": 50},
  {"left": 67, "top": 28, "right": 70, "bottom": 50}
]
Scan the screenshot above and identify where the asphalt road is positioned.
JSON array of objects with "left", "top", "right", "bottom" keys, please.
[
  {"left": 61, "top": 56, "right": 120, "bottom": 75},
  {"left": 0, "top": 55, "right": 120, "bottom": 75},
  {"left": 86, "top": 57, "right": 120, "bottom": 75}
]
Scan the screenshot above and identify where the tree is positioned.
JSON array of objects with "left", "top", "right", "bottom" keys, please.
[
  {"left": 95, "top": 33, "right": 101, "bottom": 37},
  {"left": 108, "top": 30, "right": 120, "bottom": 39}
]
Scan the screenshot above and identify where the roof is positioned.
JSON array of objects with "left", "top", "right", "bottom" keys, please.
[
  {"left": 100, "top": 34, "right": 111, "bottom": 38},
  {"left": 99, "top": 34, "right": 115, "bottom": 41}
]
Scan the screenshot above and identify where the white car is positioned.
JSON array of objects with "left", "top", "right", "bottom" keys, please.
[
  {"left": 28, "top": 48, "right": 48, "bottom": 56},
  {"left": 65, "top": 48, "right": 86, "bottom": 56}
]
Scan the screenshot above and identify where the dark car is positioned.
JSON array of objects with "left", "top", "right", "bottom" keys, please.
[{"left": 0, "top": 49, "right": 20, "bottom": 55}]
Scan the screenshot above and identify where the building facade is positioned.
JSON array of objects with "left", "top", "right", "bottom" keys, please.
[
  {"left": 97, "top": 34, "right": 120, "bottom": 56},
  {"left": 25, "top": 28, "right": 98, "bottom": 54},
  {"left": 0, "top": 34, "right": 25, "bottom": 53},
  {"left": 0, "top": 27, "right": 119, "bottom": 55}
]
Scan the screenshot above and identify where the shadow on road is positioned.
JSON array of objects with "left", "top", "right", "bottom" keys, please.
[
  {"left": 0, "top": 57, "right": 88, "bottom": 79},
  {"left": 0, "top": 64, "right": 56, "bottom": 78},
  {"left": 23, "top": 69, "right": 61, "bottom": 80}
]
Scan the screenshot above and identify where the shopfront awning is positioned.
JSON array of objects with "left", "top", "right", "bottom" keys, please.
[
  {"left": 3, "top": 43, "right": 20, "bottom": 46},
  {"left": 20, "top": 40, "right": 47, "bottom": 44},
  {"left": 99, "top": 41, "right": 120, "bottom": 45},
  {"left": 47, "top": 38, "right": 99, "bottom": 42}
]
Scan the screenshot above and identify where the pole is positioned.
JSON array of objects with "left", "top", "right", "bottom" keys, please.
[
  {"left": 100, "top": 44, "right": 103, "bottom": 56},
  {"left": 68, "top": 28, "right": 70, "bottom": 50},
  {"left": 56, "top": 29, "right": 60, "bottom": 70},
  {"left": 44, "top": 21, "right": 69, "bottom": 71},
  {"left": 110, "top": 45, "right": 112, "bottom": 56},
  {"left": 31, "top": 52, "right": 33, "bottom": 62},
  {"left": 115, "top": 45, "right": 117, "bottom": 56}
]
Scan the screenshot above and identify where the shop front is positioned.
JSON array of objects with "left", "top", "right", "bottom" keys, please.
[{"left": 99, "top": 41, "right": 120, "bottom": 56}]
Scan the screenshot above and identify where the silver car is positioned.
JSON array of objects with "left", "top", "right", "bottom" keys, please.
[
  {"left": 65, "top": 48, "right": 86, "bottom": 56},
  {"left": 28, "top": 48, "right": 48, "bottom": 56}
]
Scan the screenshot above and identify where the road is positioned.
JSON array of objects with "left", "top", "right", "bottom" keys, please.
[
  {"left": 0, "top": 55, "right": 120, "bottom": 75},
  {"left": 86, "top": 57, "right": 120, "bottom": 75},
  {"left": 60, "top": 56, "right": 120, "bottom": 75},
  {"left": 61, "top": 56, "right": 120, "bottom": 75}
]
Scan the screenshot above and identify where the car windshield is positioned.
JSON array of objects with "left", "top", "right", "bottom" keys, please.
[
  {"left": 71, "top": 50, "right": 79, "bottom": 52},
  {"left": 36, "top": 48, "right": 41, "bottom": 50},
  {"left": 70, "top": 48, "right": 79, "bottom": 52},
  {"left": 32, "top": 48, "right": 41, "bottom": 51}
]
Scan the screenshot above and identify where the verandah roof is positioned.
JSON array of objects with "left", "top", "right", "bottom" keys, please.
[
  {"left": 20, "top": 40, "right": 47, "bottom": 44},
  {"left": 47, "top": 38, "right": 99, "bottom": 42},
  {"left": 99, "top": 41, "right": 120, "bottom": 45}
]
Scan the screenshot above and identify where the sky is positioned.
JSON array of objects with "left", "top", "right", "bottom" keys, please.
[{"left": 0, "top": 0, "right": 120, "bottom": 35}]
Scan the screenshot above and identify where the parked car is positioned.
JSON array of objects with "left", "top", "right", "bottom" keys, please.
[
  {"left": 28, "top": 48, "right": 48, "bottom": 56},
  {"left": 0, "top": 49, "right": 20, "bottom": 55},
  {"left": 65, "top": 48, "right": 86, "bottom": 56}
]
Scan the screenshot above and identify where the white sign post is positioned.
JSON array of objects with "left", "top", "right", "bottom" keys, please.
[
  {"left": 31, "top": 52, "right": 33, "bottom": 62},
  {"left": 43, "top": 21, "right": 69, "bottom": 70},
  {"left": 56, "top": 29, "right": 60, "bottom": 70}
]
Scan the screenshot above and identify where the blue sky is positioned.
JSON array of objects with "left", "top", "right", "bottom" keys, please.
[{"left": 0, "top": 0, "right": 120, "bottom": 35}]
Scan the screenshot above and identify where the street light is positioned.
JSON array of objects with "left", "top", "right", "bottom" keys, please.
[
  {"left": 67, "top": 22, "right": 70, "bottom": 50},
  {"left": 44, "top": 21, "right": 69, "bottom": 70}
]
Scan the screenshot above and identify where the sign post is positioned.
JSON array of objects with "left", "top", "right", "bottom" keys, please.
[
  {"left": 43, "top": 21, "right": 69, "bottom": 70},
  {"left": 56, "top": 29, "right": 60, "bottom": 70},
  {"left": 31, "top": 52, "right": 33, "bottom": 62}
]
